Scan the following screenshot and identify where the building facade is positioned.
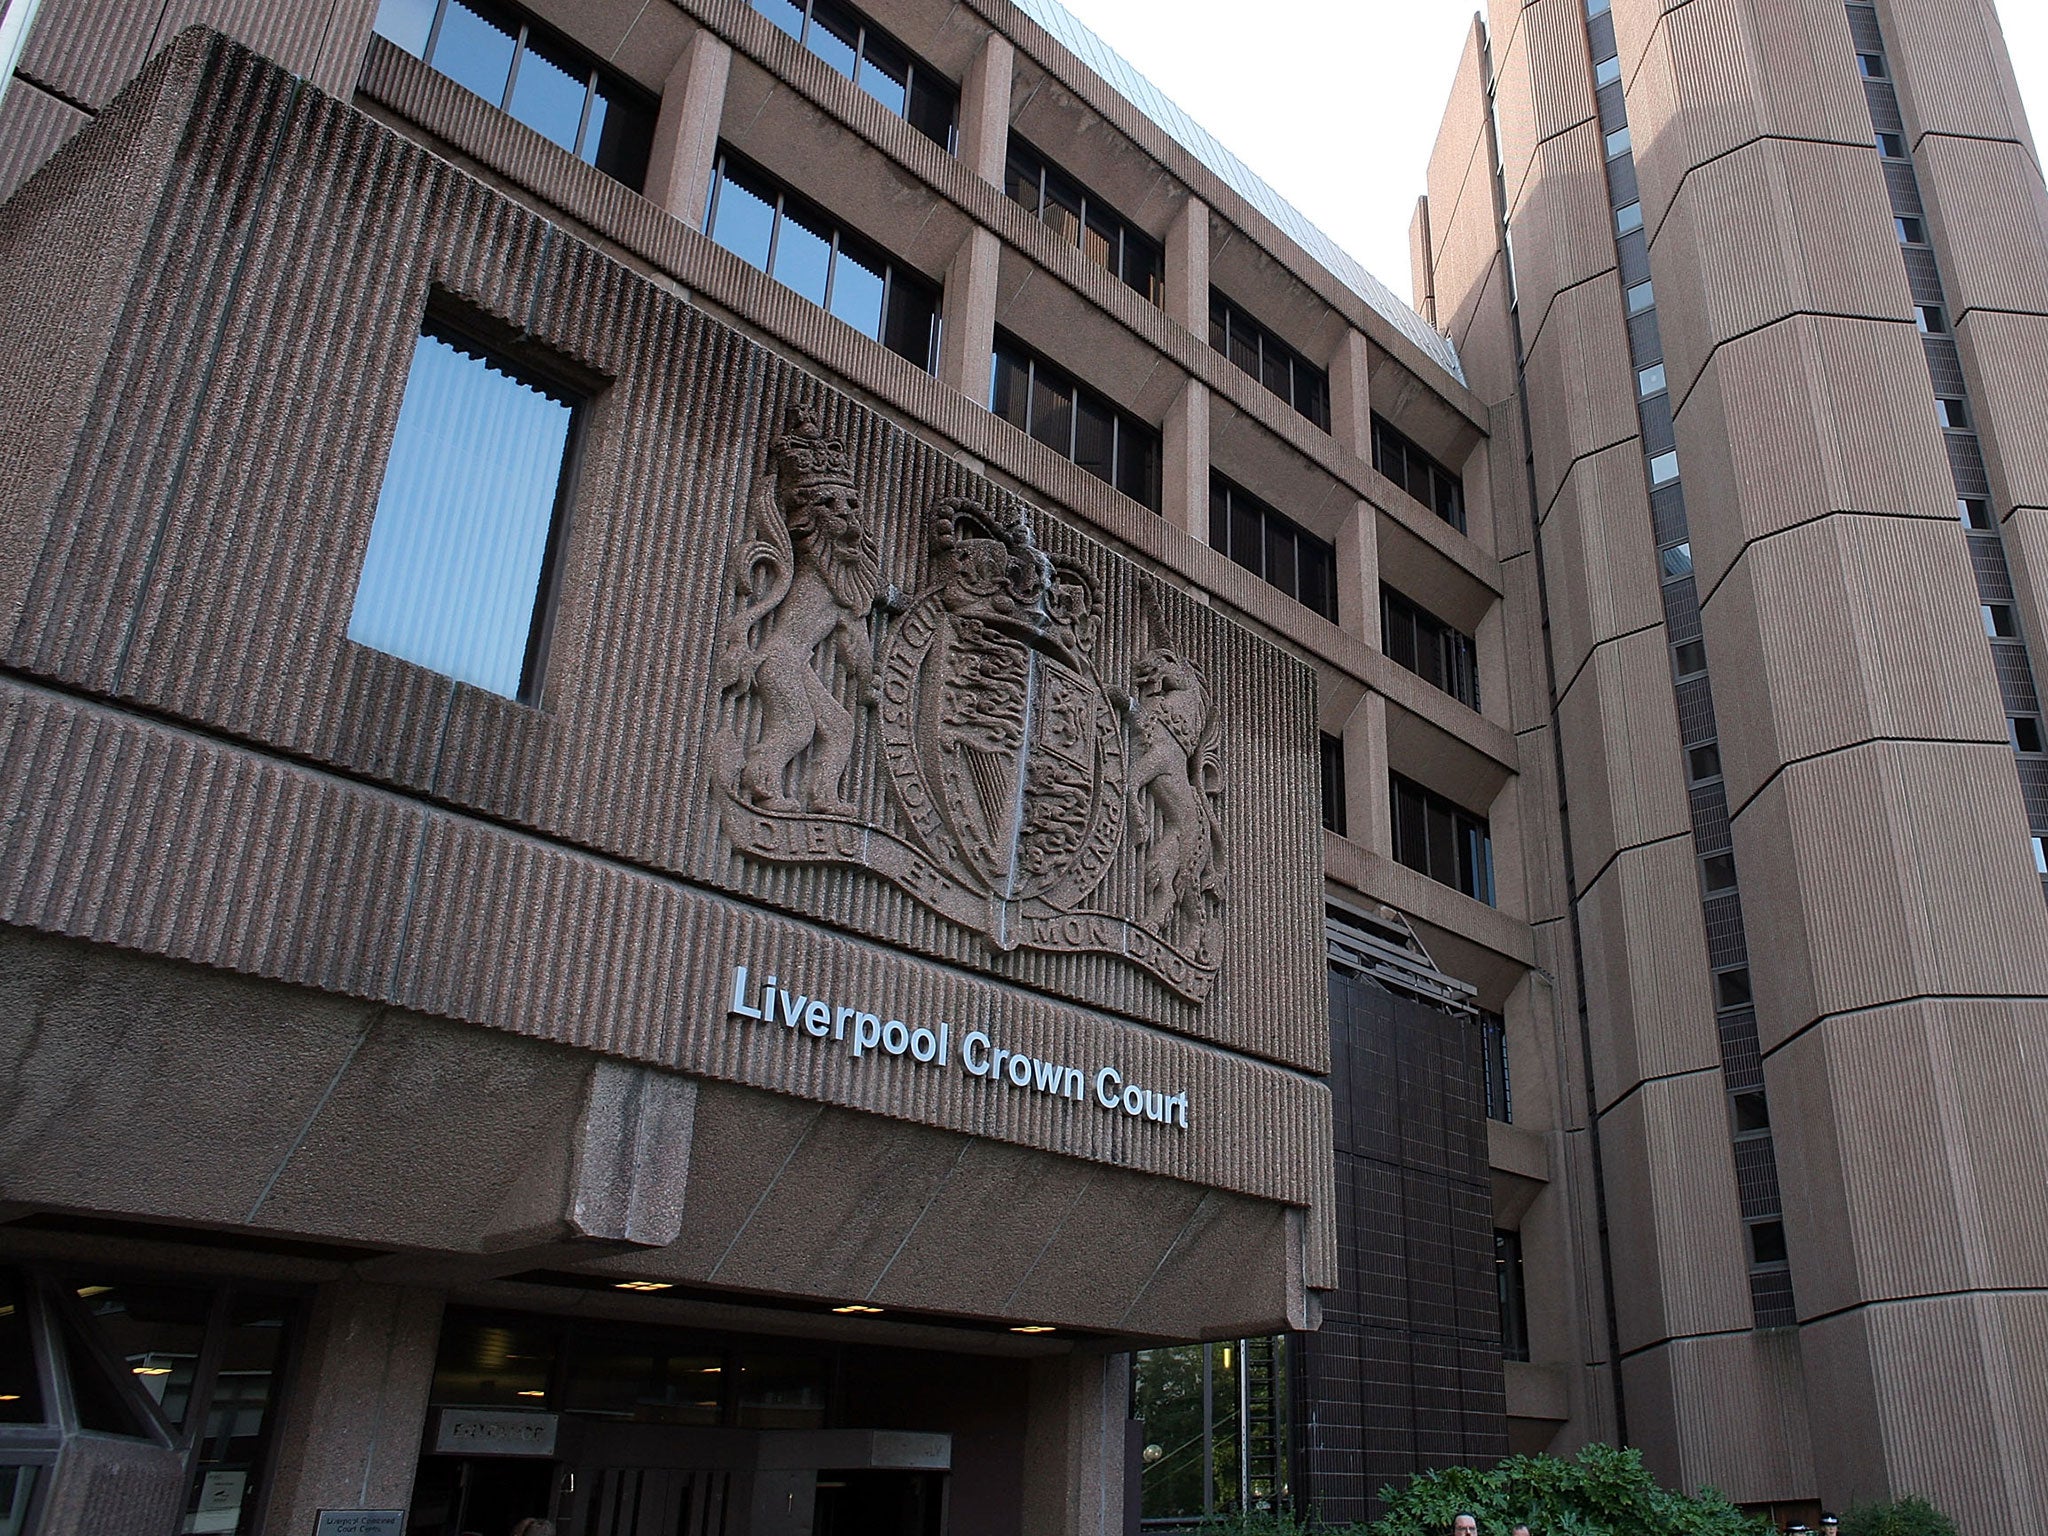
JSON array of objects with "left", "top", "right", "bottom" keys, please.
[
  {"left": 0, "top": 0, "right": 1529, "bottom": 1531},
  {"left": 1, "top": 0, "right": 2042, "bottom": 1530},
  {"left": 1420, "top": 0, "right": 2048, "bottom": 1527}
]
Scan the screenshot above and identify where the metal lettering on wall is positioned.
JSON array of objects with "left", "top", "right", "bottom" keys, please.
[{"left": 713, "top": 408, "right": 1225, "bottom": 1001}]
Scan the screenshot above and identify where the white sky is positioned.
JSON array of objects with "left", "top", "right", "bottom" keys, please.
[{"left": 1053, "top": 0, "right": 2048, "bottom": 316}]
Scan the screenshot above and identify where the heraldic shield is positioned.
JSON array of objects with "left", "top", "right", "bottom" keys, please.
[
  {"left": 713, "top": 407, "right": 1221, "bottom": 1003},
  {"left": 878, "top": 498, "right": 1126, "bottom": 922}
]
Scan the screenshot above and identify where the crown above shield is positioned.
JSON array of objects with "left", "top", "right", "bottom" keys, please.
[{"left": 771, "top": 406, "right": 855, "bottom": 496}]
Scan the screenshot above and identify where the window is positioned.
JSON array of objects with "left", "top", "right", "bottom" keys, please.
[
  {"left": 1382, "top": 586, "right": 1481, "bottom": 709},
  {"left": 1210, "top": 292, "right": 1332, "bottom": 430},
  {"left": 1481, "top": 1013, "right": 1513, "bottom": 1123},
  {"left": 1897, "top": 216, "right": 1926, "bottom": 245},
  {"left": 1605, "top": 125, "right": 1632, "bottom": 159},
  {"left": 750, "top": 0, "right": 957, "bottom": 149},
  {"left": 706, "top": 150, "right": 940, "bottom": 371},
  {"left": 1936, "top": 396, "right": 1972, "bottom": 430},
  {"left": 1626, "top": 280, "right": 1656, "bottom": 315},
  {"left": 1916, "top": 304, "right": 1947, "bottom": 334},
  {"left": 1372, "top": 414, "right": 1467, "bottom": 532},
  {"left": 1661, "top": 541, "right": 1694, "bottom": 580},
  {"left": 1714, "top": 966, "right": 1752, "bottom": 1010},
  {"left": 1595, "top": 55, "right": 1621, "bottom": 87},
  {"left": 1688, "top": 742, "right": 1722, "bottom": 782},
  {"left": 2035, "top": 834, "right": 2047, "bottom": 875},
  {"left": 1749, "top": 1219, "right": 1789, "bottom": 1267},
  {"left": 1672, "top": 638, "right": 1708, "bottom": 678},
  {"left": 1648, "top": 450, "right": 1680, "bottom": 486},
  {"left": 1586, "top": 0, "right": 1610, "bottom": 15},
  {"left": 2012, "top": 716, "right": 2046, "bottom": 754},
  {"left": 1615, "top": 200, "right": 1644, "bottom": 235},
  {"left": 1391, "top": 772, "right": 1495, "bottom": 904},
  {"left": 1005, "top": 138, "right": 1165, "bottom": 304},
  {"left": 1960, "top": 497, "right": 1993, "bottom": 529},
  {"left": 350, "top": 314, "right": 582, "bottom": 700},
  {"left": 372, "top": 0, "right": 656, "bottom": 188},
  {"left": 1494, "top": 1231, "right": 1531, "bottom": 1362},
  {"left": 1320, "top": 733, "right": 1348, "bottom": 836},
  {"left": 1701, "top": 851, "right": 1738, "bottom": 894},
  {"left": 1210, "top": 474, "right": 1338, "bottom": 620},
  {"left": 1637, "top": 362, "right": 1667, "bottom": 398},
  {"left": 991, "top": 334, "right": 1161, "bottom": 509},
  {"left": 1877, "top": 131, "right": 1906, "bottom": 158},
  {"left": 1985, "top": 604, "right": 2020, "bottom": 639},
  {"left": 1732, "top": 1092, "right": 1771, "bottom": 1135},
  {"left": 1857, "top": 52, "right": 1887, "bottom": 78}
]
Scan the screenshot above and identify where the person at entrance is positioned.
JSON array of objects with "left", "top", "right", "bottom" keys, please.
[
  {"left": 509, "top": 1521, "right": 556, "bottom": 1536},
  {"left": 1453, "top": 1513, "right": 1480, "bottom": 1536}
]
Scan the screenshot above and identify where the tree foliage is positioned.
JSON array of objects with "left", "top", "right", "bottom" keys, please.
[
  {"left": 1365, "top": 1445, "right": 1771, "bottom": 1536},
  {"left": 1837, "top": 1498, "right": 1957, "bottom": 1536}
]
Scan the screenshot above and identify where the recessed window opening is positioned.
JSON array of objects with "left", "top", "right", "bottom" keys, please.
[
  {"left": 1713, "top": 966, "right": 1753, "bottom": 1010},
  {"left": 990, "top": 333, "right": 1161, "bottom": 509},
  {"left": 1877, "top": 131, "right": 1906, "bottom": 158},
  {"left": 1915, "top": 304, "right": 1947, "bottom": 334},
  {"left": 1749, "top": 1219, "right": 1789, "bottom": 1267},
  {"left": 1004, "top": 137, "right": 1165, "bottom": 305},
  {"left": 705, "top": 149, "right": 941, "bottom": 372},
  {"left": 1638, "top": 362, "right": 1667, "bottom": 398},
  {"left": 2012, "top": 716, "right": 2046, "bottom": 755},
  {"left": 1372, "top": 414, "right": 1467, "bottom": 532},
  {"left": 749, "top": 0, "right": 958, "bottom": 149},
  {"left": 349, "top": 313, "right": 584, "bottom": 701},
  {"left": 1382, "top": 585, "right": 1480, "bottom": 709},
  {"left": 1605, "top": 125, "right": 1631, "bottom": 159},
  {"left": 1897, "top": 215, "right": 1927, "bottom": 245},
  {"left": 1615, "top": 200, "right": 1644, "bottom": 235},
  {"left": 1648, "top": 450, "right": 1680, "bottom": 486},
  {"left": 1984, "top": 604, "right": 2020, "bottom": 639},
  {"left": 2034, "top": 834, "right": 2047, "bottom": 875},
  {"left": 371, "top": 0, "right": 656, "bottom": 187},
  {"left": 1959, "top": 497, "right": 1994, "bottom": 530},
  {"left": 1936, "top": 396, "right": 1972, "bottom": 430},
  {"left": 1660, "top": 541, "right": 1694, "bottom": 580},
  {"left": 1701, "top": 852, "right": 1738, "bottom": 895},
  {"left": 1594, "top": 55, "right": 1621, "bottom": 87},
  {"left": 1732, "top": 1092, "right": 1771, "bottom": 1135},
  {"left": 1391, "top": 772, "right": 1495, "bottom": 905},
  {"left": 1626, "top": 280, "right": 1656, "bottom": 315},
  {"left": 1320, "top": 734, "right": 1348, "bottom": 837},
  {"left": 1494, "top": 1230, "right": 1531, "bottom": 1362},
  {"left": 1858, "top": 52, "right": 1888, "bottom": 78},
  {"left": 1210, "top": 474, "right": 1338, "bottom": 620},
  {"left": 1688, "top": 743, "right": 1722, "bottom": 783},
  {"left": 1210, "top": 291, "right": 1331, "bottom": 431},
  {"left": 1673, "top": 638, "right": 1708, "bottom": 679}
]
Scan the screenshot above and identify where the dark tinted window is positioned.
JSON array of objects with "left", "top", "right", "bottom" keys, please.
[
  {"left": 1372, "top": 414, "right": 1465, "bottom": 533},
  {"left": 707, "top": 151, "right": 941, "bottom": 373},
  {"left": 1391, "top": 772, "right": 1493, "bottom": 904},
  {"left": 372, "top": 0, "right": 656, "bottom": 189},
  {"left": 750, "top": 0, "right": 958, "bottom": 150},
  {"left": 1004, "top": 137, "right": 1165, "bottom": 306},
  {"left": 1495, "top": 1230, "right": 1530, "bottom": 1362},
  {"left": 1210, "top": 292, "right": 1332, "bottom": 431},
  {"left": 1381, "top": 586, "right": 1479, "bottom": 709},
  {"left": 989, "top": 334, "right": 1160, "bottom": 510},
  {"left": 0, "top": 1271, "right": 43, "bottom": 1424},
  {"left": 1209, "top": 475, "right": 1338, "bottom": 621},
  {"left": 1320, "top": 733, "right": 1347, "bottom": 836}
]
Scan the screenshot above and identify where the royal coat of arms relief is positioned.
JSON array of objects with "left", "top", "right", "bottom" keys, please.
[{"left": 713, "top": 405, "right": 1225, "bottom": 1003}]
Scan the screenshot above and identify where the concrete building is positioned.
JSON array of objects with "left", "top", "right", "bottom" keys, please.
[{"left": 0, "top": 0, "right": 2042, "bottom": 1531}]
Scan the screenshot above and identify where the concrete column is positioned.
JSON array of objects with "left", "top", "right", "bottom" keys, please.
[
  {"left": 261, "top": 1281, "right": 446, "bottom": 1532},
  {"left": 1165, "top": 195, "right": 1209, "bottom": 334},
  {"left": 1410, "top": 194, "right": 1437, "bottom": 329},
  {"left": 1335, "top": 498, "right": 1377, "bottom": 645},
  {"left": 939, "top": 225, "right": 1001, "bottom": 400},
  {"left": 644, "top": 29, "right": 733, "bottom": 229},
  {"left": 956, "top": 30, "right": 1014, "bottom": 187},
  {"left": 1346, "top": 691, "right": 1392, "bottom": 857},
  {"left": 1328, "top": 326, "right": 1373, "bottom": 465},
  {"left": 1476, "top": 600, "right": 1508, "bottom": 724},
  {"left": 1161, "top": 379, "right": 1209, "bottom": 541},
  {"left": 1020, "top": 1352, "right": 1130, "bottom": 1536}
]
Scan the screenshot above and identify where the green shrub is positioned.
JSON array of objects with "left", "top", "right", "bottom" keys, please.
[
  {"left": 1367, "top": 1444, "right": 1771, "bottom": 1536},
  {"left": 1837, "top": 1498, "right": 1958, "bottom": 1536}
]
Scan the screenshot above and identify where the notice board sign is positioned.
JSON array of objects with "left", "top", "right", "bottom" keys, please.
[{"left": 313, "top": 1513, "right": 404, "bottom": 1536}]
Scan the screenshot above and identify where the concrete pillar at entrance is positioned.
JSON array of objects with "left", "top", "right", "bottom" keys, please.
[
  {"left": 1162, "top": 379, "right": 1210, "bottom": 542},
  {"left": 939, "top": 225, "right": 1002, "bottom": 401},
  {"left": 645, "top": 29, "right": 733, "bottom": 229},
  {"left": 1021, "top": 1352, "right": 1130, "bottom": 1536},
  {"left": 260, "top": 1281, "right": 446, "bottom": 1532}
]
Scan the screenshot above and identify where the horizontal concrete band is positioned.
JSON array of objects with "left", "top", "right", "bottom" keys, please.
[{"left": 0, "top": 673, "right": 1335, "bottom": 1238}]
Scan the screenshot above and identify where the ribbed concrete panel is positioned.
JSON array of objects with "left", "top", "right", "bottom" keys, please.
[
  {"left": 1523, "top": 0, "right": 1600, "bottom": 149},
  {"left": 152, "top": 1, "right": 372, "bottom": 93},
  {"left": 1524, "top": 274, "right": 1642, "bottom": 514},
  {"left": 1434, "top": 153, "right": 1512, "bottom": 374},
  {"left": 1555, "top": 626, "right": 1692, "bottom": 891},
  {"left": 1651, "top": 137, "right": 1909, "bottom": 407},
  {"left": 1677, "top": 315, "right": 1957, "bottom": 597},
  {"left": 1769, "top": 1000, "right": 2048, "bottom": 1320},
  {"left": 1802, "top": 1294, "right": 2048, "bottom": 1534},
  {"left": 1513, "top": 721, "right": 1569, "bottom": 926},
  {"left": 1491, "top": 9, "right": 1541, "bottom": 226},
  {"left": 1703, "top": 514, "right": 2008, "bottom": 810},
  {"left": 1427, "top": 21, "right": 1495, "bottom": 280},
  {"left": 1599, "top": 1070, "right": 1754, "bottom": 1354},
  {"left": 1510, "top": 120, "right": 1621, "bottom": 350},
  {"left": 0, "top": 676, "right": 1338, "bottom": 1240},
  {"left": 1916, "top": 133, "right": 2048, "bottom": 319},
  {"left": 1487, "top": 399, "right": 1534, "bottom": 558},
  {"left": 0, "top": 82, "right": 87, "bottom": 204},
  {"left": 1733, "top": 741, "right": 2048, "bottom": 1052},
  {"left": 1874, "top": 0, "right": 2037, "bottom": 150},
  {"left": 2006, "top": 507, "right": 2048, "bottom": 688},
  {"left": 1450, "top": 262, "right": 1520, "bottom": 415},
  {"left": 1540, "top": 441, "right": 1666, "bottom": 692},
  {"left": 1578, "top": 838, "right": 1721, "bottom": 1112},
  {"left": 16, "top": 0, "right": 163, "bottom": 107},
  {"left": 1955, "top": 309, "right": 2048, "bottom": 519},
  {"left": 1501, "top": 554, "right": 1552, "bottom": 737},
  {"left": 1619, "top": 1331, "right": 1814, "bottom": 1505},
  {"left": 1618, "top": 0, "right": 1871, "bottom": 239}
]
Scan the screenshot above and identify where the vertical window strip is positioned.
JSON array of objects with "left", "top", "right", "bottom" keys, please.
[
  {"left": 1846, "top": 3, "right": 2048, "bottom": 871},
  {"left": 1578, "top": 6, "right": 1796, "bottom": 1324}
]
